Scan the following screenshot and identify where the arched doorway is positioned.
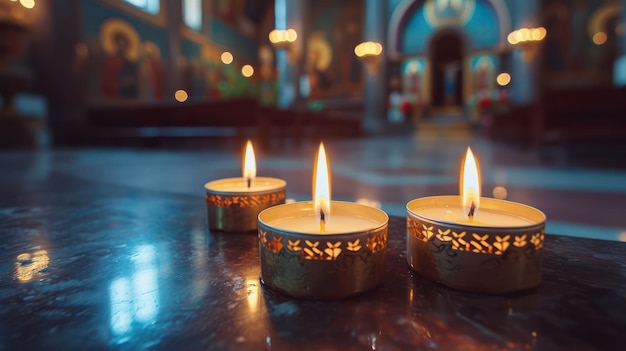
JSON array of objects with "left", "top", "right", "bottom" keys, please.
[{"left": 430, "top": 31, "right": 464, "bottom": 109}]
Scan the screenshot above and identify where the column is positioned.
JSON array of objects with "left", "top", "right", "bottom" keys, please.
[
  {"left": 165, "top": 0, "right": 183, "bottom": 94},
  {"left": 274, "top": 0, "right": 305, "bottom": 109},
  {"left": 31, "top": 0, "right": 84, "bottom": 144},
  {"left": 614, "top": 0, "right": 626, "bottom": 86},
  {"left": 509, "top": 0, "right": 540, "bottom": 105},
  {"left": 362, "top": 0, "right": 387, "bottom": 133}
]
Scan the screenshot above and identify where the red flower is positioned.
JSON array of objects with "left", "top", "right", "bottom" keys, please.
[
  {"left": 400, "top": 101, "right": 413, "bottom": 114},
  {"left": 478, "top": 97, "right": 492, "bottom": 111}
]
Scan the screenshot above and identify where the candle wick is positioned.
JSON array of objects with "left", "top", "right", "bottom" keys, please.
[
  {"left": 467, "top": 201, "right": 476, "bottom": 221},
  {"left": 320, "top": 209, "right": 326, "bottom": 233},
  {"left": 246, "top": 177, "right": 251, "bottom": 189}
]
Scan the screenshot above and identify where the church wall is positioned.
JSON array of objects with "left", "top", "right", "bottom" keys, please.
[{"left": 79, "top": 0, "right": 261, "bottom": 103}]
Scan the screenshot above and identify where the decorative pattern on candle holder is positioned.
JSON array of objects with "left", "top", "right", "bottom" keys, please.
[
  {"left": 406, "top": 215, "right": 545, "bottom": 294},
  {"left": 407, "top": 219, "right": 545, "bottom": 254},
  {"left": 205, "top": 189, "right": 286, "bottom": 232},
  {"left": 259, "top": 228, "right": 388, "bottom": 261},
  {"left": 205, "top": 192, "right": 286, "bottom": 208},
  {"left": 258, "top": 224, "right": 388, "bottom": 300}
]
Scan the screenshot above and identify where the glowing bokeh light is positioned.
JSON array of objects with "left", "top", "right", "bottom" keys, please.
[
  {"left": 220, "top": 51, "right": 233, "bottom": 64},
  {"left": 174, "top": 89, "right": 188, "bottom": 102}
]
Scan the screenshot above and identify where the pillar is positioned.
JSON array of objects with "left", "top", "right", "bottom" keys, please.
[
  {"left": 31, "top": 0, "right": 84, "bottom": 145},
  {"left": 274, "top": 0, "right": 305, "bottom": 109},
  {"left": 362, "top": 0, "right": 387, "bottom": 132},
  {"left": 165, "top": 0, "right": 183, "bottom": 95},
  {"left": 509, "top": 0, "right": 540, "bottom": 105}
]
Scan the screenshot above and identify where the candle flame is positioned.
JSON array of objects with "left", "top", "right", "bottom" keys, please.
[
  {"left": 313, "top": 143, "right": 331, "bottom": 230},
  {"left": 243, "top": 140, "right": 256, "bottom": 187},
  {"left": 461, "top": 147, "right": 480, "bottom": 218}
]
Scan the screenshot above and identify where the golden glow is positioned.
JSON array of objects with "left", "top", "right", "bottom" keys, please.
[
  {"left": 496, "top": 72, "right": 511, "bottom": 86},
  {"left": 20, "top": 0, "right": 35, "bottom": 9},
  {"left": 461, "top": 147, "right": 480, "bottom": 218},
  {"left": 508, "top": 27, "right": 546, "bottom": 45},
  {"left": 243, "top": 140, "right": 256, "bottom": 183},
  {"left": 354, "top": 41, "right": 383, "bottom": 58},
  {"left": 493, "top": 186, "right": 508, "bottom": 199},
  {"left": 245, "top": 278, "right": 259, "bottom": 311},
  {"left": 269, "top": 29, "right": 298, "bottom": 44},
  {"left": 531, "top": 27, "right": 547, "bottom": 40},
  {"left": 286, "top": 29, "right": 298, "bottom": 42},
  {"left": 241, "top": 64, "right": 254, "bottom": 77},
  {"left": 174, "top": 89, "right": 188, "bottom": 102},
  {"left": 593, "top": 32, "right": 607, "bottom": 45},
  {"left": 220, "top": 51, "right": 233, "bottom": 64},
  {"left": 15, "top": 250, "right": 50, "bottom": 282},
  {"left": 313, "top": 143, "right": 331, "bottom": 226}
]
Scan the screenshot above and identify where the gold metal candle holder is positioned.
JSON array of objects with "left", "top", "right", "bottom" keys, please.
[
  {"left": 406, "top": 196, "right": 546, "bottom": 294},
  {"left": 205, "top": 177, "right": 286, "bottom": 232},
  {"left": 258, "top": 201, "right": 389, "bottom": 300}
]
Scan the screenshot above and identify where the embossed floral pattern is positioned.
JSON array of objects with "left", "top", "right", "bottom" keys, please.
[
  {"left": 258, "top": 228, "right": 387, "bottom": 260},
  {"left": 407, "top": 217, "right": 544, "bottom": 255},
  {"left": 206, "top": 192, "right": 285, "bottom": 208},
  {"left": 324, "top": 242, "right": 342, "bottom": 260},
  {"left": 422, "top": 225, "right": 434, "bottom": 240},
  {"left": 287, "top": 239, "right": 301, "bottom": 251},
  {"left": 514, "top": 234, "right": 528, "bottom": 247},
  {"left": 347, "top": 239, "right": 362, "bottom": 252}
]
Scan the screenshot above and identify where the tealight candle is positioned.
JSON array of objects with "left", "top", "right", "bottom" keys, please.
[
  {"left": 406, "top": 147, "right": 546, "bottom": 294},
  {"left": 204, "top": 141, "right": 286, "bottom": 232},
  {"left": 258, "top": 143, "right": 389, "bottom": 300}
]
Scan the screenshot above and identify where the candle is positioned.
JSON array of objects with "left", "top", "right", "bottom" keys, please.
[
  {"left": 204, "top": 140, "right": 286, "bottom": 232},
  {"left": 258, "top": 143, "right": 388, "bottom": 300},
  {"left": 406, "top": 147, "right": 546, "bottom": 294}
]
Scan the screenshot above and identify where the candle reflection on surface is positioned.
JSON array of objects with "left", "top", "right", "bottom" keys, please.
[
  {"left": 15, "top": 250, "right": 50, "bottom": 282},
  {"left": 109, "top": 245, "right": 160, "bottom": 335},
  {"left": 109, "top": 278, "right": 133, "bottom": 335}
]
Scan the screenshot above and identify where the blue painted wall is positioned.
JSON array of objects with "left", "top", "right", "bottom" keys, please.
[
  {"left": 210, "top": 20, "right": 258, "bottom": 62},
  {"left": 400, "top": 0, "right": 500, "bottom": 54},
  {"left": 81, "top": 0, "right": 168, "bottom": 55}
]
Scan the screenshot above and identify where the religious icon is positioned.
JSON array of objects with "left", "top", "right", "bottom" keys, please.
[{"left": 99, "top": 18, "right": 141, "bottom": 99}]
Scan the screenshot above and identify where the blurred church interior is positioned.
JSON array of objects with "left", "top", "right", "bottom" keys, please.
[{"left": 0, "top": 0, "right": 625, "bottom": 240}]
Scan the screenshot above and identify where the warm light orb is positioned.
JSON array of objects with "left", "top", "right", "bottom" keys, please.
[
  {"left": 20, "top": 0, "right": 35, "bottom": 9},
  {"left": 593, "top": 32, "right": 607, "bottom": 45},
  {"left": 286, "top": 28, "right": 297, "bottom": 42},
  {"left": 354, "top": 41, "right": 383, "bottom": 58},
  {"left": 461, "top": 147, "right": 480, "bottom": 218},
  {"left": 241, "top": 64, "right": 254, "bottom": 77},
  {"left": 269, "top": 29, "right": 297, "bottom": 44},
  {"left": 243, "top": 140, "right": 256, "bottom": 183},
  {"left": 314, "top": 143, "right": 331, "bottom": 225},
  {"left": 174, "top": 89, "right": 188, "bottom": 102},
  {"left": 493, "top": 186, "right": 508, "bottom": 199},
  {"left": 220, "top": 51, "right": 233, "bottom": 64},
  {"left": 496, "top": 72, "right": 511, "bottom": 86}
]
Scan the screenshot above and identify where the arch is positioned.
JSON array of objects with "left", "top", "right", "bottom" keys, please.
[{"left": 387, "top": 0, "right": 511, "bottom": 59}]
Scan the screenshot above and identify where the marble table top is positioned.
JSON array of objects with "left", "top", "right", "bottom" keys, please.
[{"left": 0, "top": 185, "right": 624, "bottom": 350}]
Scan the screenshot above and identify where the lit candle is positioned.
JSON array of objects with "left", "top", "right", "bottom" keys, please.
[
  {"left": 406, "top": 147, "right": 546, "bottom": 294},
  {"left": 204, "top": 140, "right": 286, "bottom": 232},
  {"left": 265, "top": 143, "right": 383, "bottom": 234},
  {"left": 411, "top": 148, "right": 536, "bottom": 228},
  {"left": 258, "top": 143, "right": 388, "bottom": 299}
]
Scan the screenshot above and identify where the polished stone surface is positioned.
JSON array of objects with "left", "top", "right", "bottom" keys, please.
[
  {"left": 0, "top": 139, "right": 625, "bottom": 350},
  {"left": 1, "top": 180, "right": 624, "bottom": 350}
]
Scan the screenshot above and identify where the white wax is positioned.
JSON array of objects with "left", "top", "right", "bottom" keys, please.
[
  {"left": 269, "top": 215, "right": 381, "bottom": 234},
  {"left": 205, "top": 177, "right": 285, "bottom": 193},
  {"left": 416, "top": 206, "right": 534, "bottom": 227}
]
